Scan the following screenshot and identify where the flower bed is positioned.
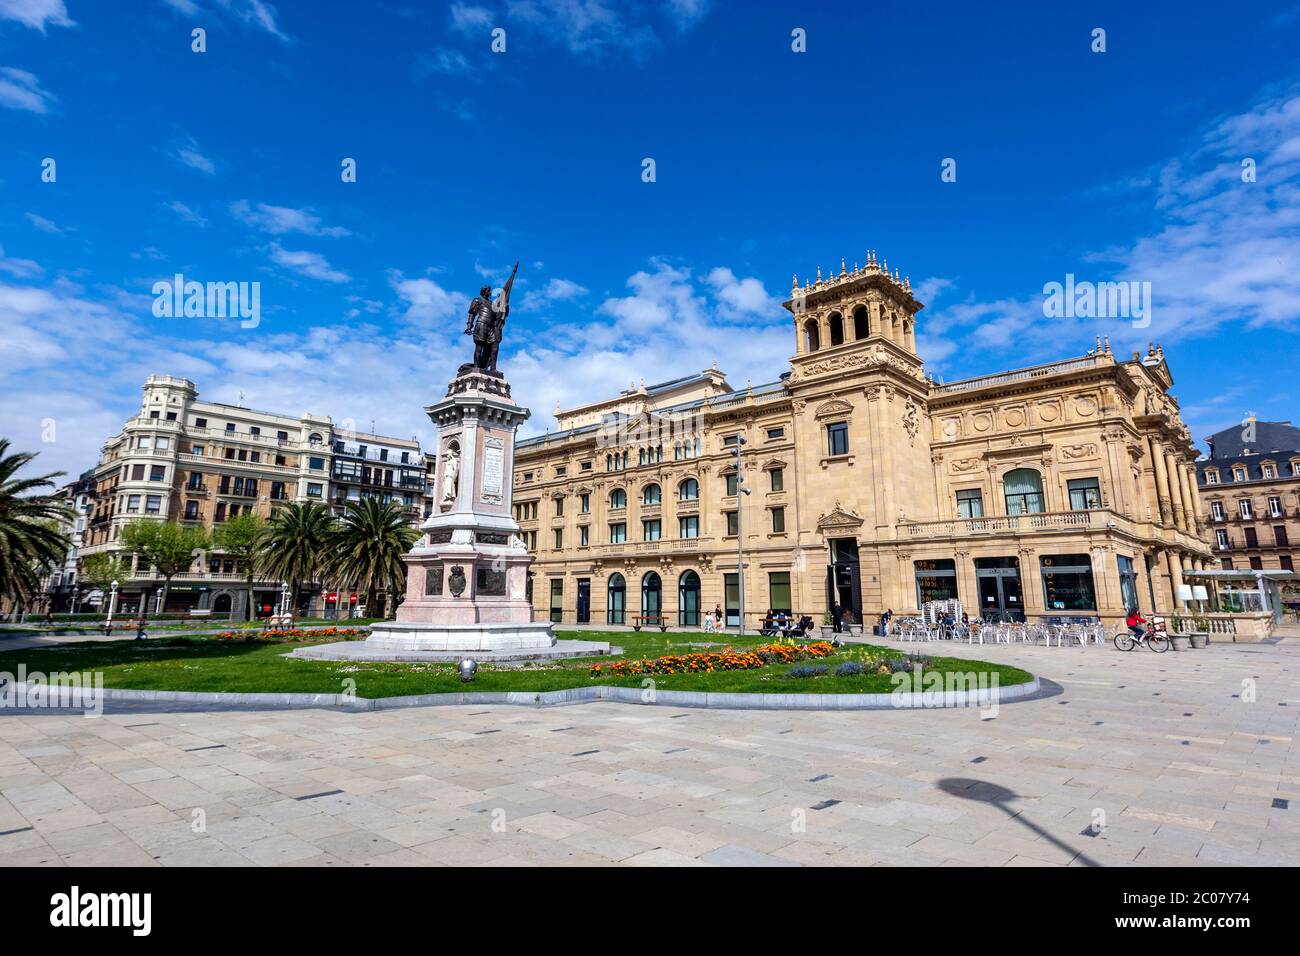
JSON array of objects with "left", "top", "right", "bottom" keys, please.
[
  {"left": 589, "top": 640, "right": 835, "bottom": 677},
  {"left": 216, "top": 627, "right": 367, "bottom": 641}
]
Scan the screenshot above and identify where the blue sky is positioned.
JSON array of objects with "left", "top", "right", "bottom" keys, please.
[{"left": 4, "top": 0, "right": 1300, "bottom": 478}]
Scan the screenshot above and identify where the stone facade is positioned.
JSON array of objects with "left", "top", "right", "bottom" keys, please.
[{"left": 513, "top": 255, "right": 1213, "bottom": 629}]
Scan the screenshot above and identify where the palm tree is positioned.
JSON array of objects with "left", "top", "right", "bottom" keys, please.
[
  {"left": 329, "top": 498, "right": 417, "bottom": 617},
  {"left": 0, "top": 440, "right": 74, "bottom": 609},
  {"left": 259, "top": 501, "right": 335, "bottom": 616}
]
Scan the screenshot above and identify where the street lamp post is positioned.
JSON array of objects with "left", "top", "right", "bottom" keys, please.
[
  {"left": 734, "top": 436, "right": 751, "bottom": 637},
  {"left": 155, "top": 587, "right": 163, "bottom": 616},
  {"left": 105, "top": 580, "right": 119, "bottom": 634}
]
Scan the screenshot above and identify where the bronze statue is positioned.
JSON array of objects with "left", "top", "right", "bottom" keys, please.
[{"left": 464, "top": 261, "right": 518, "bottom": 374}]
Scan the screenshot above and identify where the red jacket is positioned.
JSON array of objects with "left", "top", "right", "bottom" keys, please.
[{"left": 1126, "top": 610, "right": 1146, "bottom": 627}]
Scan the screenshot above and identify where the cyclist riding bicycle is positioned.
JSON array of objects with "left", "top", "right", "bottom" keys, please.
[{"left": 1125, "top": 607, "right": 1147, "bottom": 639}]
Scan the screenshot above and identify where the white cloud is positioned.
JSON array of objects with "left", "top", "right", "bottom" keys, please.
[
  {"left": 449, "top": 0, "right": 707, "bottom": 57},
  {"left": 520, "top": 277, "right": 587, "bottom": 312},
  {"left": 24, "top": 212, "right": 59, "bottom": 233},
  {"left": 230, "top": 200, "right": 349, "bottom": 237},
  {"left": 165, "top": 200, "right": 208, "bottom": 227},
  {"left": 268, "top": 243, "right": 350, "bottom": 283},
  {"left": 0, "top": 0, "right": 73, "bottom": 31},
  {"left": 706, "top": 266, "right": 777, "bottom": 316},
  {"left": 0, "top": 245, "right": 42, "bottom": 278},
  {"left": 173, "top": 135, "right": 217, "bottom": 175},
  {"left": 211, "top": 0, "right": 288, "bottom": 40},
  {"left": 0, "top": 67, "right": 55, "bottom": 113},
  {"left": 389, "top": 272, "right": 462, "bottom": 326}
]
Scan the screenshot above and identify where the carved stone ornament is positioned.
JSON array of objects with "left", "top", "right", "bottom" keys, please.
[{"left": 448, "top": 565, "right": 467, "bottom": 597}]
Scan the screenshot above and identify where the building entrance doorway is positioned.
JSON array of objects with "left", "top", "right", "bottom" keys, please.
[
  {"left": 826, "top": 537, "right": 862, "bottom": 627},
  {"left": 975, "top": 557, "right": 1023, "bottom": 621},
  {"left": 576, "top": 578, "right": 591, "bottom": 624},
  {"left": 724, "top": 573, "right": 739, "bottom": 628}
]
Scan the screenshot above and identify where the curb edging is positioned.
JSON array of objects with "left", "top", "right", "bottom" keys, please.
[{"left": 4, "top": 676, "right": 1039, "bottom": 713}]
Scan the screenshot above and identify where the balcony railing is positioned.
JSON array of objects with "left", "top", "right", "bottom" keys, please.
[
  {"left": 589, "top": 537, "right": 709, "bottom": 557},
  {"left": 932, "top": 354, "right": 1101, "bottom": 395},
  {"left": 899, "top": 508, "right": 1132, "bottom": 540}
]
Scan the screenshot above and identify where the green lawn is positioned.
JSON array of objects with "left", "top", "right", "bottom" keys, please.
[{"left": 0, "top": 630, "right": 1031, "bottom": 698}]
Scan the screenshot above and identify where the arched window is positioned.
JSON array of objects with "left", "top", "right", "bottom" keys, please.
[
  {"left": 679, "top": 478, "right": 699, "bottom": 501},
  {"left": 643, "top": 483, "right": 661, "bottom": 505},
  {"left": 1004, "top": 468, "right": 1046, "bottom": 515},
  {"left": 853, "top": 304, "right": 870, "bottom": 339},
  {"left": 606, "top": 454, "right": 612, "bottom": 471},
  {"left": 610, "top": 488, "right": 627, "bottom": 509},
  {"left": 678, "top": 570, "right": 701, "bottom": 626},
  {"left": 804, "top": 318, "right": 820, "bottom": 352},
  {"left": 607, "top": 573, "right": 625, "bottom": 625},
  {"left": 641, "top": 571, "right": 662, "bottom": 620},
  {"left": 829, "top": 311, "right": 844, "bottom": 346}
]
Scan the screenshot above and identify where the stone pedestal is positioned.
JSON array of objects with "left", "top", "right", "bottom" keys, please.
[{"left": 357, "top": 367, "right": 561, "bottom": 654}]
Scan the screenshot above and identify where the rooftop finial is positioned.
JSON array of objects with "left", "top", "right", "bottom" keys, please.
[
  {"left": 792, "top": 273, "right": 798, "bottom": 291},
  {"left": 816, "top": 265, "right": 823, "bottom": 283},
  {"left": 840, "top": 257, "right": 847, "bottom": 276}
]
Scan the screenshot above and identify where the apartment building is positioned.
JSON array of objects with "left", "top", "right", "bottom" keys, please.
[
  {"left": 1197, "top": 420, "right": 1300, "bottom": 581},
  {"left": 79, "top": 375, "right": 434, "bottom": 617}
]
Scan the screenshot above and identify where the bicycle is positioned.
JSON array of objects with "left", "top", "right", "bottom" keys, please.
[{"left": 1113, "top": 626, "right": 1168, "bottom": 653}]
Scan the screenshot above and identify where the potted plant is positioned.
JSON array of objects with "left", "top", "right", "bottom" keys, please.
[
  {"left": 1168, "top": 618, "right": 1191, "bottom": 651},
  {"left": 820, "top": 612, "right": 836, "bottom": 641},
  {"left": 1188, "top": 614, "right": 1210, "bottom": 649}
]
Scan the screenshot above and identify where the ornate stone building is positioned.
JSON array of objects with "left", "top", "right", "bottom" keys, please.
[{"left": 513, "top": 254, "right": 1213, "bottom": 629}]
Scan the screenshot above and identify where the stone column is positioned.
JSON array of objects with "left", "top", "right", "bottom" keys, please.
[
  {"left": 1149, "top": 438, "right": 1172, "bottom": 526},
  {"left": 1163, "top": 448, "right": 1186, "bottom": 530},
  {"left": 1181, "top": 462, "right": 1200, "bottom": 533},
  {"left": 1165, "top": 549, "right": 1185, "bottom": 611}
]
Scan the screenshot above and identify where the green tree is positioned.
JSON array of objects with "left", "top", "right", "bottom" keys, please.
[
  {"left": 330, "top": 498, "right": 417, "bottom": 617},
  {"left": 214, "top": 511, "right": 267, "bottom": 621},
  {"left": 260, "top": 501, "right": 335, "bottom": 616},
  {"left": 0, "top": 440, "right": 73, "bottom": 607},
  {"left": 80, "top": 552, "right": 129, "bottom": 612},
  {"left": 120, "top": 519, "right": 210, "bottom": 615}
]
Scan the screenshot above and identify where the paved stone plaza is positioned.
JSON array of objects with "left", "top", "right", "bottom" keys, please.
[{"left": 1, "top": 635, "right": 1297, "bottom": 867}]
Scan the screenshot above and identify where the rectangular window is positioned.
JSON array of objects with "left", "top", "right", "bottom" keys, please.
[
  {"left": 1239, "top": 499, "right": 1253, "bottom": 520},
  {"left": 215, "top": 502, "right": 226, "bottom": 522},
  {"left": 1040, "top": 554, "right": 1097, "bottom": 611},
  {"left": 192, "top": 444, "right": 204, "bottom": 456},
  {"left": 580, "top": 461, "right": 592, "bottom": 471},
  {"left": 1245, "top": 527, "right": 1259, "bottom": 548},
  {"left": 771, "top": 506, "right": 785, "bottom": 533},
  {"left": 1205, "top": 471, "right": 1219, "bottom": 484},
  {"left": 766, "top": 427, "right": 785, "bottom": 440},
  {"left": 277, "top": 430, "right": 288, "bottom": 441},
  {"left": 1274, "top": 526, "right": 1289, "bottom": 547},
  {"left": 155, "top": 437, "right": 171, "bottom": 451},
  {"left": 1250, "top": 556, "right": 1263, "bottom": 570},
  {"left": 770, "top": 468, "right": 784, "bottom": 492},
  {"left": 1217, "top": 529, "right": 1229, "bottom": 548},
  {"left": 556, "top": 466, "right": 567, "bottom": 477},
  {"left": 187, "top": 472, "right": 203, "bottom": 491},
  {"left": 679, "top": 515, "right": 699, "bottom": 538},
  {"left": 555, "top": 498, "right": 564, "bottom": 517},
  {"left": 1117, "top": 555, "right": 1139, "bottom": 612},
  {"left": 195, "top": 417, "right": 207, "bottom": 428},
  {"left": 1211, "top": 501, "right": 1225, "bottom": 521},
  {"left": 914, "top": 559, "right": 959, "bottom": 605},
  {"left": 579, "top": 525, "right": 589, "bottom": 547},
  {"left": 307, "top": 483, "right": 322, "bottom": 497},
  {"left": 723, "top": 435, "right": 740, "bottom": 447},
  {"left": 609, "top": 523, "right": 626, "bottom": 544},
  {"left": 956, "top": 489, "right": 984, "bottom": 518},
  {"left": 554, "top": 529, "right": 564, "bottom": 550},
  {"left": 768, "top": 571, "right": 792, "bottom": 613},
  {"left": 642, "top": 519, "right": 661, "bottom": 541},
  {"left": 1264, "top": 464, "right": 1276, "bottom": 478},
  {"left": 309, "top": 457, "right": 325, "bottom": 470},
  {"left": 237, "top": 449, "right": 247, "bottom": 461},
  {"left": 1067, "top": 477, "right": 1102, "bottom": 510},
  {"left": 1268, "top": 496, "right": 1282, "bottom": 517},
  {"left": 145, "top": 495, "right": 161, "bottom": 514},
  {"left": 1221, "top": 558, "right": 1234, "bottom": 570},
  {"left": 138, "top": 436, "right": 151, "bottom": 449},
  {"left": 250, "top": 426, "right": 260, "bottom": 436},
  {"left": 725, "top": 511, "right": 739, "bottom": 536},
  {"left": 725, "top": 473, "right": 738, "bottom": 496},
  {"left": 1282, "top": 556, "right": 1294, "bottom": 571},
  {"left": 827, "top": 422, "right": 849, "bottom": 456},
  {"left": 149, "top": 465, "right": 166, "bottom": 481},
  {"left": 131, "top": 464, "right": 145, "bottom": 481},
  {"left": 580, "top": 493, "right": 590, "bottom": 514},
  {"left": 126, "top": 494, "right": 141, "bottom": 513},
  {"left": 225, "top": 423, "right": 235, "bottom": 432},
  {"left": 184, "top": 501, "right": 199, "bottom": 520},
  {"left": 250, "top": 451, "right": 260, "bottom": 463}
]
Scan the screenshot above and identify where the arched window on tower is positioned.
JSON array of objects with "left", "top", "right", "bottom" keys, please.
[
  {"left": 829, "top": 311, "right": 844, "bottom": 346},
  {"left": 804, "top": 319, "right": 820, "bottom": 352},
  {"left": 853, "top": 304, "right": 870, "bottom": 339}
]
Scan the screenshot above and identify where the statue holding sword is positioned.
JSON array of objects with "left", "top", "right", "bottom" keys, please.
[{"left": 464, "top": 261, "right": 518, "bottom": 375}]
